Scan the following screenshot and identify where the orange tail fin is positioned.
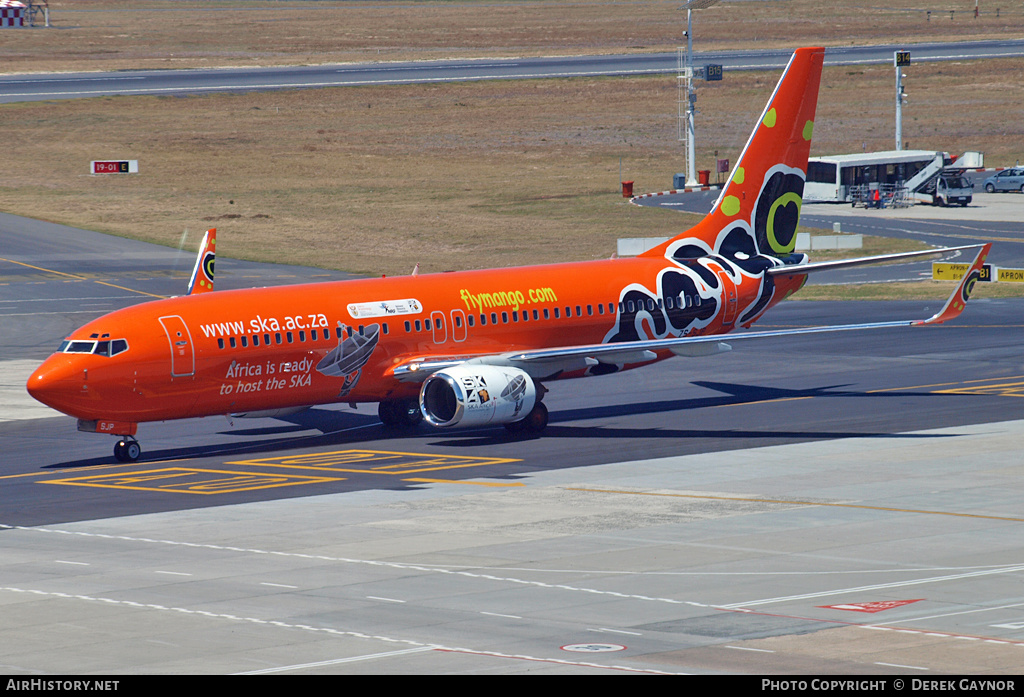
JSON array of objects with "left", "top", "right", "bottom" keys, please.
[
  {"left": 187, "top": 228, "right": 216, "bottom": 295},
  {"left": 642, "top": 47, "right": 825, "bottom": 261}
]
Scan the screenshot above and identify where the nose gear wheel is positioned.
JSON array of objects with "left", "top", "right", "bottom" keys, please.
[{"left": 114, "top": 437, "right": 141, "bottom": 463}]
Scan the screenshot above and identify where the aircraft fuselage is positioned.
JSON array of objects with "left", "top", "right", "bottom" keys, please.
[{"left": 28, "top": 253, "right": 805, "bottom": 426}]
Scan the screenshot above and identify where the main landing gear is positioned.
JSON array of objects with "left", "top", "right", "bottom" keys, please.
[
  {"left": 113, "top": 437, "right": 141, "bottom": 463},
  {"left": 378, "top": 398, "right": 423, "bottom": 428},
  {"left": 504, "top": 401, "right": 549, "bottom": 435}
]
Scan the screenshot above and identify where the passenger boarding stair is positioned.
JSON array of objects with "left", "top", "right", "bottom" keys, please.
[{"left": 906, "top": 151, "right": 949, "bottom": 203}]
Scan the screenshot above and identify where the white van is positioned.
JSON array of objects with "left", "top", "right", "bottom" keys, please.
[{"left": 933, "top": 173, "right": 973, "bottom": 207}]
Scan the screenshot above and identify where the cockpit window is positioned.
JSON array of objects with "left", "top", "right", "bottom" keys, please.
[
  {"left": 59, "top": 338, "right": 129, "bottom": 356},
  {"left": 66, "top": 341, "right": 96, "bottom": 353}
]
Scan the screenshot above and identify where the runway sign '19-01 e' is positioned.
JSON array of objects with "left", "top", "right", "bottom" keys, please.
[{"left": 91, "top": 160, "right": 138, "bottom": 175}]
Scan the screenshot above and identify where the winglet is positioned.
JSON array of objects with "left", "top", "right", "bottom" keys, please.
[
  {"left": 915, "top": 243, "right": 991, "bottom": 325},
  {"left": 187, "top": 228, "right": 216, "bottom": 295}
]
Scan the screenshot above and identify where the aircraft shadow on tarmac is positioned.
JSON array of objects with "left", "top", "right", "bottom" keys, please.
[
  {"left": 39, "top": 380, "right": 964, "bottom": 470},
  {"left": 16, "top": 379, "right": 974, "bottom": 528},
  {"left": 539, "top": 379, "right": 967, "bottom": 431},
  {"left": 427, "top": 379, "right": 968, "bottom": 446}
]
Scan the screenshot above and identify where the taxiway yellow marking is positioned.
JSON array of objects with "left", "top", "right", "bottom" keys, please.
[
  {"left": 868, "top": 380, "right": 968, "bottom": 393},
  {"left": 93, "top": 280, "right": 165, "bottom": 299},
  {"left": 869, "top": 375, "right": 1024, "bottom": 396},
  {"left": 934, "top": 380, "right": 1024, "bottom": 398},
  {"left": 712, "top": 396, "right": 814, "bottom": 408},
  {"left": 0, "top": 256, "right": 166, "bottom": 299},
  {"left": 228, "top": 449, "right": 520, "bottom": 475},
  {"left": 567, "top": 488, "right": 1024, "bottom": 524},
  {"left": 403, "top": 478, "right": 525, "bottom": 487},
  {"left": 0, "top": 257, "right": 86, "bottom": 281},
  {"left": 43, "top": 467, "right": 342, "bottom": 495}
]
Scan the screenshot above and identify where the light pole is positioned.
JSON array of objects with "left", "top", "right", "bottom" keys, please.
[
  {"left": 680, "top": 0, "right": 721, "bottom": 187},
  {"left": 894, "top": 51, "right": 910, "bottom": 151}
]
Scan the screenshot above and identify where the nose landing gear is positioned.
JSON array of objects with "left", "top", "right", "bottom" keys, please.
[{"left": 113, "top": 437, "right": 141, "bottom": 463}]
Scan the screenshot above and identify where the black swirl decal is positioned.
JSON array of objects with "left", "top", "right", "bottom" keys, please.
[{"left": 754, "top": 171, "right": 804, "bottom": 255}]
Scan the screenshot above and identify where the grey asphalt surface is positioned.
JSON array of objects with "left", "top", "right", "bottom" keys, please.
[
  {"left": 3, "top": 39, "right": 1024, "bottom": 103},
  {"left": 3, "top": 216, "right": 1024, "bottom": 675}
]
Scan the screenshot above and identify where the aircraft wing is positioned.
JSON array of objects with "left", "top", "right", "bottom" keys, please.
[{"left": 390, "top": 244, "right": 989, "bottom": 383}]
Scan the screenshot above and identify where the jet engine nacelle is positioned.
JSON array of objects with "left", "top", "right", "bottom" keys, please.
[{"left": 420, "top": 365, "right": 537, "bottom": 428}]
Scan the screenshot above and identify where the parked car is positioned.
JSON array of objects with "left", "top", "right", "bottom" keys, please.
[{"left": 983, "top": 168, "right": 1024, "bottom": 193}]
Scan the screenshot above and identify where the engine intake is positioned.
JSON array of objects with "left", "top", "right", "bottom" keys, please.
[{"left": 420, "top": 365, "right": 537, "bottom": 428}]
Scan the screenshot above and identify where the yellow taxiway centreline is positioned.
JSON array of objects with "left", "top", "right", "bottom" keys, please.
[{"left": 0, "top": 256, "right": 166, "bottom": 299}]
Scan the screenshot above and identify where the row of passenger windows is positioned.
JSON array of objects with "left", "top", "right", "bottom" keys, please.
[
  {"left": 60, "top": 294, "right": 708, "bottom": 358},
  {"left": 216, "top": 323, "right": 388, "bottom": 350},
  {"left": 214, "top": 294, "right": 706, "bottom": 348},
  {"left": 401, "top": 295, "right": 703, "bottom": 333}
]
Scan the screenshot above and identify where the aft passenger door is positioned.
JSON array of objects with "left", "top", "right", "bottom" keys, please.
[{"left": 158, "top": 315, "right": 195, "bottom": 377}]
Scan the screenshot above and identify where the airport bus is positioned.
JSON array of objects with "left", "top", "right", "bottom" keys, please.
[{"left": 804, "top": 150, "right": 949, "bottom": 204}]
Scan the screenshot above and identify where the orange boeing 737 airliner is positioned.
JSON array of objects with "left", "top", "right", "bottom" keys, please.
[{"left": 28, "top": 47, "right": 990, "bottom": 462}]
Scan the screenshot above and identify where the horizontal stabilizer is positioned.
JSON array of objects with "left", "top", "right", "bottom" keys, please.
[{"left": 767, "top": 244, "right": 981, "bottom": 276}]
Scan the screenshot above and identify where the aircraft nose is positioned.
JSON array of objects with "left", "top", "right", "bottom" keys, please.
[{"left": 27, "top": 356, "right": 84, "bottom": 415}]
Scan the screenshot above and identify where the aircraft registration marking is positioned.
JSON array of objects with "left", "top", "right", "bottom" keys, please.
[
  {"left": 227, "top": 449, "right": 521, "bottom": 475},
  {"left": 42, "top": 467, "right": 343, "bottom": 494}
]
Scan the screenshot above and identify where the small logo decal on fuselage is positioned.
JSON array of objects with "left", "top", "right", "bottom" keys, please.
[{"left": 348, "top": 298, "right": 422, "bottom": 319}]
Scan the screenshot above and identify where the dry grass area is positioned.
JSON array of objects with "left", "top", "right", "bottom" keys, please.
[
  {"left": 2, "top": 56, "right": 1022, "bottom": 278},
  {"left": 1, "top": 0, "right": 1022, "bottom": 297},
  {"left": 2, "top": 0, "right": 1021, "bottom": 74},
  {"left": 2, "top": 78, "right": 697, "bottom": 275}
]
